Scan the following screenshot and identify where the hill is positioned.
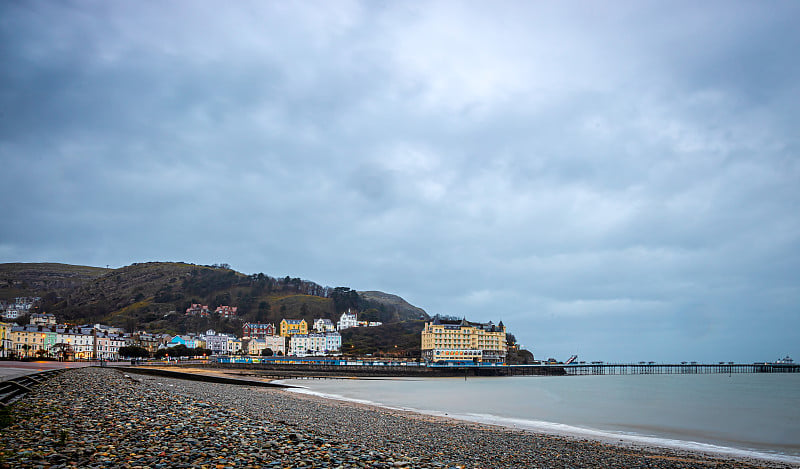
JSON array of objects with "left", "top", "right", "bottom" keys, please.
[
  {"left": 0, "top": 262, "right": 429, "bottom": 337},
  {"left": 357, "top": 291, "right": 428, "bottom": 323},
  {"left": 340, "top": 320, "right": 427, "bottom": 358},
  {"left": 0, "top": 262, "right": 110, "bottom": 300}
]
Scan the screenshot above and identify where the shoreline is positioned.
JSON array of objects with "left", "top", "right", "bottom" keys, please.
[
  {"left": 2, "top": 367, "right": 797, "bottom": 468},
  {"left": 279, "top": 381, "right": 800, "bottom": 467},
  {"left": 128, "top": 366, "right": 799, "bottom": 466},
  {"left": 162, "top": 371, "right": 796, "bottom": 468}
]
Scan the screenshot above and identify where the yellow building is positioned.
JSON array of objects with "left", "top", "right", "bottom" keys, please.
[
  {"left": 279, "top": 319, "right": 308, "bottom": 337},
  {"left": 0, "top": 322, "right": 11, "bottom": 358},
  {"left": 10, "top": 325, "right": 52, "bottom": 358},
  {"left": 421, "top": 318, "right": 507, "bottom": 364}
]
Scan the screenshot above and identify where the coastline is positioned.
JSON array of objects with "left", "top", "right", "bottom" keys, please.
[
  {"left": 283, "top": 381, "right": 800, "bottom": 465},
  {"left": 1, "top": 367, "right": 797, "bottom": 468},
  {"left": 163, "top": 371, "right": 796, "bottom": 468},
  {"left": 277, "top": 382, "right": 800, "bottom": 468}
]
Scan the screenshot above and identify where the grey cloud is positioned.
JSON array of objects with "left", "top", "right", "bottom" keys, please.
[{"left": 1, "top": 1, "right": 798, "bottom": 362}]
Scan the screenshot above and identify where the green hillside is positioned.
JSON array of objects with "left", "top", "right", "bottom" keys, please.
[{"left": 1, "top": 262, "right": 429, "bottom": 337}]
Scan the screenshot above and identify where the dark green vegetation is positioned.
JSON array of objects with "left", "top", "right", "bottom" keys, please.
[
  {"left": 1, "top": 262, "right": 430, "bottom": 349},
  {"left": 153, "top": 344, "right": 212, "bottom": 358},
  {"left": 117, "top": 345, "right": 151, "bottom": 358}
]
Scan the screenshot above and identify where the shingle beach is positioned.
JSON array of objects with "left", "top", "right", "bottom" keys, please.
[{"left": 0, "top": 367, "right": 795, "bottom": 468}]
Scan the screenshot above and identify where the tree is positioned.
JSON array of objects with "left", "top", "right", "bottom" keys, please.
[
  {"left": 331, "top": 287, "right": 360, "bottom": 313},
  {"left": 506, "top": 333, "right": 517, "bottom": 346},
  {"left": 50, "top": 343, "right": 75, "bottom": 361},
  {"left": 155, "top": 344, "right": 190, "bottom": 358},
  {"left": 118, "top": 345, "right": 151, "bottom": 359},
  {"left": 261, "top": 348, "right": 274, "bottom": 357},
  {"left": 256, "top": 301, "right": 271, "bottom": 322}
]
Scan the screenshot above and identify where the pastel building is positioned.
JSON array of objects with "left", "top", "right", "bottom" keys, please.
[
  {"left": 56, "top": 326, "right": 95, "bottom": 360},
  {"left": 289, "top": 332, "right": 341, "bottom": 357},
  {"left": 0, "top": 322, "right": 11, "bottom": 358},
  {"left": 203, "top": 330, "right": 238, "bottom": 355},
  {"left": 95, "top": 333, "right": 125, "bottom": 360},
  {"left": 242, "top": 322, "right": 276, "bottom": 339},
  {"left": 279, "top": 319, "right": 308, "bottom": 337},
  {"left": 313, "top": 318, "right": 336, "bottom": 333},
  {"left": 169, "top": 335, "right": 202, "bottom": 349},
  {"left": 337, "top": 311, "right": 358, "bottom": 331},
  {"left": 10, "top": 325, "right": 51, "bottom": 358},
  {"left": 325, "top": 332, "right": 342, "bottom": 354},
  {"left": 186, "top": 304, "right": 210, "bottom": 316},
  {"left": 215, "top": 306, "right": 238, "bottom": 318},
  {"left": 248, "top": 335, "right": 286, "bottom": 356},
  {"left": 227, "top": 336, "right": 242, "bottom": 355}
]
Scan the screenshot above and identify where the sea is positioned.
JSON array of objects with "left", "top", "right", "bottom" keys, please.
[{"left": 280, "top": 373, "right": 800, "bottom": 464}]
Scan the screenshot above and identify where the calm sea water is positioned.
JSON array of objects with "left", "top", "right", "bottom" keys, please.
[{"left": 282, "top": 373, "right": 800, "bottom": 463}]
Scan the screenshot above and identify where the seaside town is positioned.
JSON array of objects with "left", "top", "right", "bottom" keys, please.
[{"left": 0, "top": 297, "right": 510, "bottom": 364}]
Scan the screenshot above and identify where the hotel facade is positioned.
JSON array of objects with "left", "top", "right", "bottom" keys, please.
[{"left": 421, "top": 318, "right": 508, "bottom": 364}]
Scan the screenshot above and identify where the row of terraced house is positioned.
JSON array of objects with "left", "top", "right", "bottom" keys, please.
[{"left": 0, "top": 310, "right": 383, "bottom": 359}]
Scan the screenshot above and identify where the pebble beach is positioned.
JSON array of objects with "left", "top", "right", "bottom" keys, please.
[{"left": 1, "top": 367, "right": 796, "bottom": 468}]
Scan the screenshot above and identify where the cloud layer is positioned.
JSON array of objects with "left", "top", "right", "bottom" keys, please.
[{"left": 2, "top": 1, "right": 798, "bottom": 362}]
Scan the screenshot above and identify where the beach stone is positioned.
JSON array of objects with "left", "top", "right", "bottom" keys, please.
[{"left": 0, "top": 367, "right": 787, "bottom": 469}]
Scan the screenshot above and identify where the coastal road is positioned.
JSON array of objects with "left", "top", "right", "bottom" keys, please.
[{"left": 0, "top": 361, "right": 94, "bottom": 381}]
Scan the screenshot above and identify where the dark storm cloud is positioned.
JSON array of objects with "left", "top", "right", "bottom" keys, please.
[{"left": 1, "top": 1, "right": 798, "bottom": 362}]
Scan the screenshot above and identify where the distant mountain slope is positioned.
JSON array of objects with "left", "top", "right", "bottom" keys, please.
[
  {"left": 0, "top": 262, "right": 110, "bottom": 299},
  {"left": 358, "top": 290, "right": 429, "bottom": 322}
]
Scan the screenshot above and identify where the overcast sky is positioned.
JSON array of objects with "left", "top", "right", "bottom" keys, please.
[{"left": 2, "top": 1, "right": 798, "bottom": 363}]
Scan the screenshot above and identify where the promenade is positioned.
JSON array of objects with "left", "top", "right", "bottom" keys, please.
[
  {"left": 1, "top": 366, "right": 795, "bottom": 468},
  {"left": 0, "top": 360, "right": 93, "bottom": 381}
]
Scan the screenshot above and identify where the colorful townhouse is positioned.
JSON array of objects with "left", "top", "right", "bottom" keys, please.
[
  {"left": 10, "top": 325, "right": 55, "bottom": 358},
  {"left": 0, "top": 322, "right": 12, "bottom": 358},
  {"left": 202, "top": 330, "right": 240, "bottom": 355},
  {"left": 279, "top": 319, "right": 308, "bottom": 337},
  {"left": 214, "top": 305, "right": 238, "bottom": 318},
  {"left": 248, "top": 335, "right": 286, "bottom": 356},
  {"left": 56, "top": 326, "right": 95, "bottom": 360},
  {"left": 289, "top": 332, "right": 341, "bottom": 357},
  {"left": 185, "top": 304, "right": 210, "bottom": 317},
  {"left": 227, "top": 336, "right": 243, "bottom": 355},
  {"left": 94, "top": 332, "right": 125, "bottom": 360},
  {"left": 242, "top": 322, "right": 276, "bottom": 339}
]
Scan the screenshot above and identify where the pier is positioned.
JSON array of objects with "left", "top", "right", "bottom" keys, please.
[{"left": 562, "top": 362, "right": 800, "bottom": 375}]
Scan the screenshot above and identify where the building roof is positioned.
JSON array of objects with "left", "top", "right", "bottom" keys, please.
[{"left": 431, "top": 317, "right": 505, "bottom": 332}]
